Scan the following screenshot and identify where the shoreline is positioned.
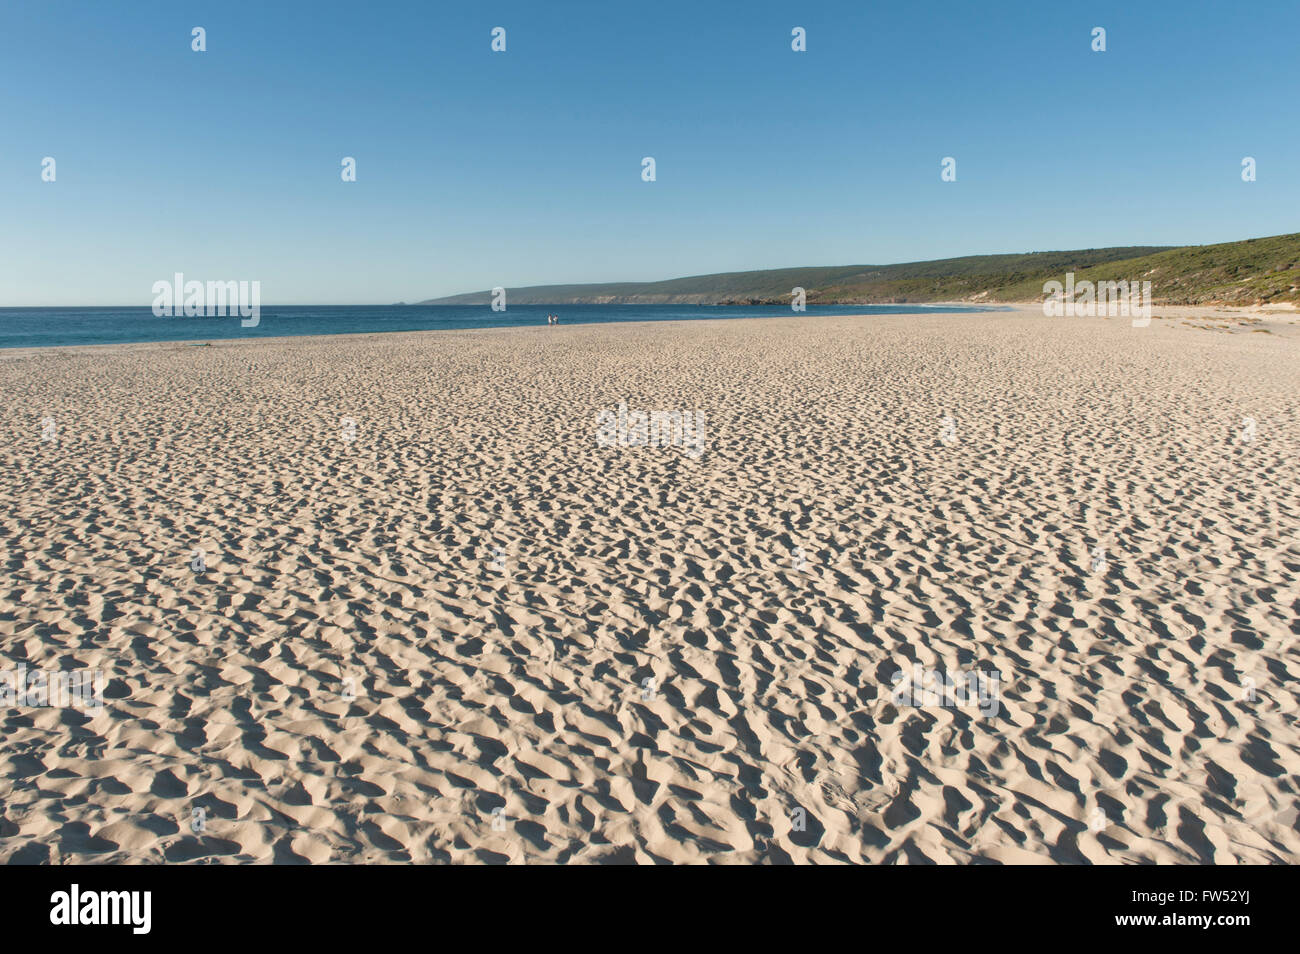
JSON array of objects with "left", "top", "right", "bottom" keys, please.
[
  {"left": 0, "top": 303, "right": 1004, "bottom": 359},
  {"left": 3, "top": 301, "right": 1297, "bottom": 360}
]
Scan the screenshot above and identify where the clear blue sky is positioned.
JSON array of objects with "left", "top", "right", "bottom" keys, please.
[{"left": 2, "top": 0, "right": 1296, "bottom": 305}]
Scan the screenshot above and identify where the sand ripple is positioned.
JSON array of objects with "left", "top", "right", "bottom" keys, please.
[{"left": 0, "top": 312, "right": 1296, "bottom": 863}]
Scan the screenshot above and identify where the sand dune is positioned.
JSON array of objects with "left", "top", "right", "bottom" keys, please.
[{"left": 0, "top": 309, "right": 1296, "bottom": 863}]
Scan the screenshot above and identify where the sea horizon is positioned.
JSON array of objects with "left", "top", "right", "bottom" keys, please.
[{"left": 0, "top": 302, "right": 1002, "bottom": 350}]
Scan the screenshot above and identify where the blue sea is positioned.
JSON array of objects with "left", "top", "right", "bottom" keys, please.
[{"left": 0, "top": 303, "right": 998, "bottom": 350}]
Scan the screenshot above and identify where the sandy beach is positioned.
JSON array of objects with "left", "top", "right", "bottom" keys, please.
[{"left": 0, "top": 307, "right": 1296, "bottom": 864}]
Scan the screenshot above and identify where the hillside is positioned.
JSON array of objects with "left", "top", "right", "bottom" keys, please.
[{"left": 420, "top": 233, "right": 1300, "bottom": 306}]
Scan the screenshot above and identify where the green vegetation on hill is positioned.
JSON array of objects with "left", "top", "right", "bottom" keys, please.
[{"left": 421, "top": 233, "right": 1300, "bottom": 306}]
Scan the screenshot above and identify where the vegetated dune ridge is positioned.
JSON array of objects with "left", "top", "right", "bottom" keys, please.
[
  {"left": 422, "top": 232, "right": 1300, "bottom": 307},
  {"left": 0, "top": 306, "right": 1296, "bottom": 864}
]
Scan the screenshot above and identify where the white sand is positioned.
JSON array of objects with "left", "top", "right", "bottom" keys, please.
[{"left": 0, "top": 308, "right": 1296, "bottom": 863}]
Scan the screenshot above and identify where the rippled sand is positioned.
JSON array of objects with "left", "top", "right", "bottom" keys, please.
[{"left": 0, "top": 308, "right": 1296, "bottom": 864}]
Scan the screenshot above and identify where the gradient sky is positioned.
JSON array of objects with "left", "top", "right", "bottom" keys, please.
[{"left": 2, "top": 0, "right": 1297, "bottom": 305}]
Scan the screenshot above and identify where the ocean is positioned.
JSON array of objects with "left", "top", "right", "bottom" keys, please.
[{"left": 0, "top": 303, "right": 999, "bottom": 350}]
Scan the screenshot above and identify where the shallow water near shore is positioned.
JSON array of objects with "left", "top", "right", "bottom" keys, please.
[{"left": 0, "top": 303, "right": 999, "bottom": 350}]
